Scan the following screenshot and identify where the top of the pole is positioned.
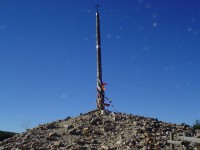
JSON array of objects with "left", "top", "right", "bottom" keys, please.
[{"left": 94, "top": 3, "right": 101, "bottom": 13}]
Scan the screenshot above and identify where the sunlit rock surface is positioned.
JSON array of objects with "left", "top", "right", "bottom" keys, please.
[{"left": 0, "top": 110, "right": 199, "bottom": 150}]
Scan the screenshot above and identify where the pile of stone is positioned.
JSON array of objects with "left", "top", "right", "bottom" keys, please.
[{"left": 0, "top": 110, "right": 199, "bottom": 150}]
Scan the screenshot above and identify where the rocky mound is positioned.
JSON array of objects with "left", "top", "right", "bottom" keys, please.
[{"left": 0, "top": 110, "right": 199, "bottom": 150}]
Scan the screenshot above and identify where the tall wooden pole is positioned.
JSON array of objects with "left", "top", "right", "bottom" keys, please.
[{"left": 95, "top": 4, "right": 105, "bottom": 110}]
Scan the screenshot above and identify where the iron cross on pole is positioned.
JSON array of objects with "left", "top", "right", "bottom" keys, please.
[
  {"left": 94, "top": 3, "right": 101, "bottom": 12},
  {"left": 95, "top": 3, "right": 105, "bottom": 110}
]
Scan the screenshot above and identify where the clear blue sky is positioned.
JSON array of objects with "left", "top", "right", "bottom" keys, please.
[{"left": 0, "top": 0, "right": 200, "bottom": 133}]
